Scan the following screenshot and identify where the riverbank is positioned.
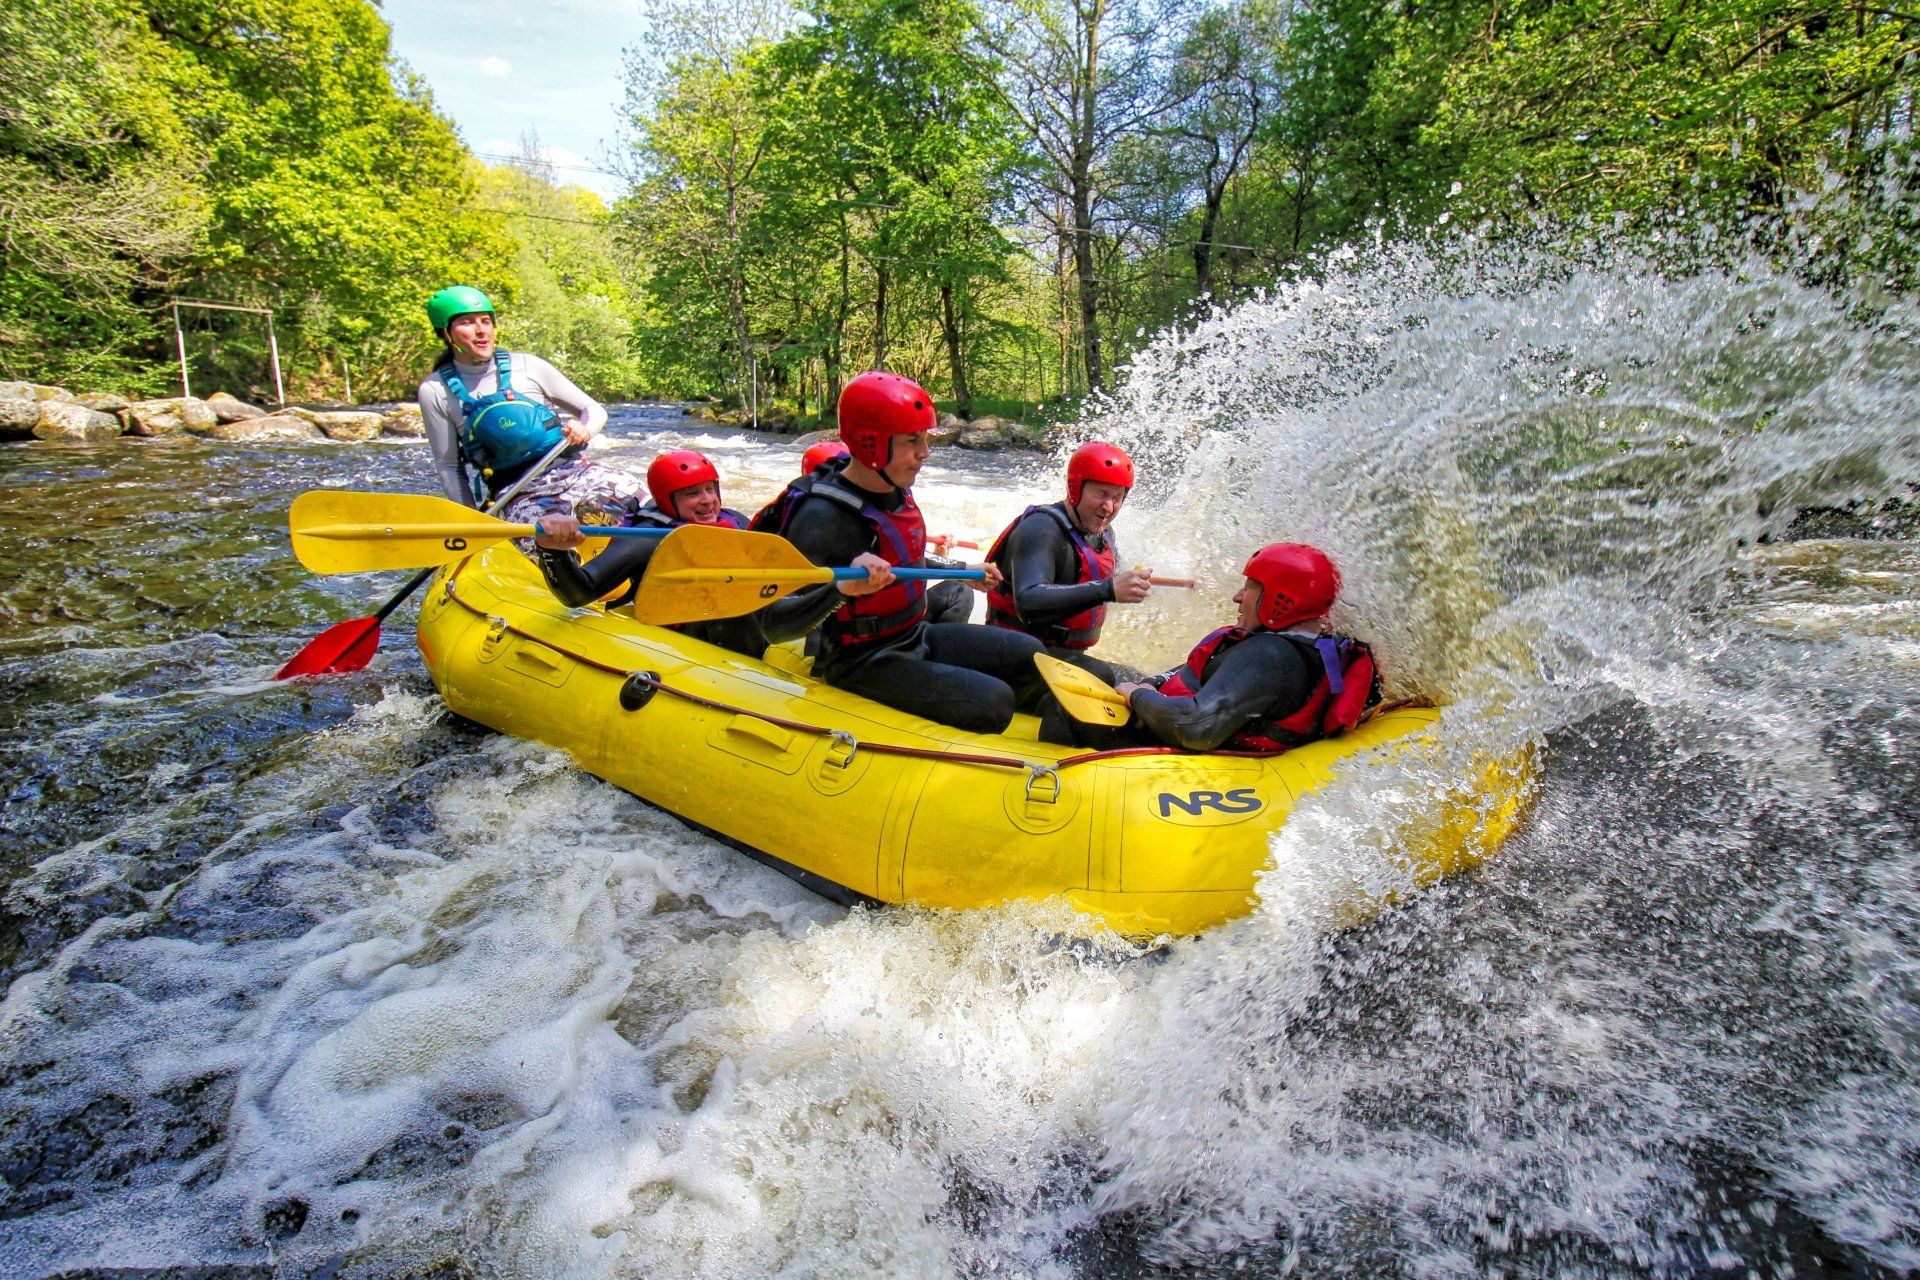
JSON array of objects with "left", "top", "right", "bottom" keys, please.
[
  {"left": 0, "top": 380, "right": 1051, "bottom": 454},
  {"left": 0, "top": 381, "right": 423, "bottom": 444}
]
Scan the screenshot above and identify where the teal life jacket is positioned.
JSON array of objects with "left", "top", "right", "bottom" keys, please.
[{"left": 438, "top": 351, "right": 566, "bottom": 494}]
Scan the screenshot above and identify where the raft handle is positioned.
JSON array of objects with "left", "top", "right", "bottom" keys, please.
[
  {"left": 619, "top": 671, "right": 661, "bottom": 712},
  {"left": 826, "top": 730, "right": 859, "bottom": 769},
  {"left": 1024, "top": 765, "right": 1061, "bottom": 805}
]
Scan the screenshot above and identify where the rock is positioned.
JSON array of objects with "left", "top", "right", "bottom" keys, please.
[
  {"left": 956, "top": 422, "right": 1011, "bottom": 451},
  {"left": 279, "top": 406, "right": 320, "bottom": 423},
  {"left": 1002, "top": 420, "right": 1047, "bottom": 450},
  {"left": 0, "top": 397, "right": 42, "bottom": 439},
  {"left": 311, "top": 410, "right": 383, "bottom": 441},
  {"left": 205, "top": 391, "right": 265, "bottom": 423},
  {"left": 202, "top": 415, "right": 323, "bottom": 442},
  {"left": 694, "top": 406, "right": 721, "bottom": 423},
  {"left": 33, "top": 401, "right": 125, "bottom": 441},
  {"left": 76, "top": 393, "right": 130, "bottom": 414},
  {"left": 0, "top": 382, "right": 32, "bottom": 402},
  {"left": 380, "top": 403, "right": 424, "bottom": 437},
  {"left": 755, "top": 407, "right": 796, "bottom": 430},
  {"left": 127, "top": 396, "right": 217, "bottom": 437},
  {"left": 930, "top": 412, "right": 966, "bottom": 446}
]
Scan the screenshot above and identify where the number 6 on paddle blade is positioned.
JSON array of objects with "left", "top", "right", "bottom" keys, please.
[{"left": 1034, "top": 654, "right": 1132, "bottom": 726}]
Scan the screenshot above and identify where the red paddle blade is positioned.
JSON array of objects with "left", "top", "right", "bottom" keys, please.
[{"left": 274, "top": 615, "right": 382, "bottom": 679}]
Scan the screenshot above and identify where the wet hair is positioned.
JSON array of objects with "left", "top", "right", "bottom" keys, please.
[{"left": 431, "top": 339, "right": 457, "bottom": 372}]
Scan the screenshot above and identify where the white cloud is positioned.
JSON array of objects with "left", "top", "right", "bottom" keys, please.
[{"left": 479, "top": 56, "right": 512, "bottom": 77}]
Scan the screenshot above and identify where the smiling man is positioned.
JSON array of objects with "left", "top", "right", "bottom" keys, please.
[
  {"left": 752, "top": 371, "right": 1049, "bottom": 734},
  {"left": 983, "top": 441, "right": 1152, "bottom": 686}
]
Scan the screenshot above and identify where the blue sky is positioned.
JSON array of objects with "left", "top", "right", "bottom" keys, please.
[{"left": 382, "top": 0, "right": 649, "bottom": 200}]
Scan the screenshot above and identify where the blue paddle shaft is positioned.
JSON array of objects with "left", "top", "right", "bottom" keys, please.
[
  {"left": 532, "top": 524, "right": 670, "bottom": 540},
  {"left": 830, "top": 566, "right": 986, "bottom": 582}
]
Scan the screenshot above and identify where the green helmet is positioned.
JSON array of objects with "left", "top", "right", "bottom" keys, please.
[{"left": 426, "top": 285, "right": 495, "bottom": 333}]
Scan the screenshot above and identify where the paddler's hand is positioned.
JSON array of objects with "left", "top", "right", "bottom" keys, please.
[
  {"left": 1111, "top": 566, "right": 1154, "bottom": 604},
  {"left": 838, "top": 551, "right": 895, "bottom": 596},
  {"left": 968, "top": 562, "right": 1003, "bottom": 593},
  {"left": 1115, "top": 681, "right": 1150, "bottom": 703},
  {"left": 560, "top": 417, "right": 592, "bottom": 446},
  {"left": 533, "top": 513, "right": 586, "bottom": 551}
]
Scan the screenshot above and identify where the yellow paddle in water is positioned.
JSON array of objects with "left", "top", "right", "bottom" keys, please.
[
  {"left": 1033, "top": 653, "right": 1133, "bottom": 726},
  {"left": 288, "top": 491, "right": 667, "bottom": 575},
  {"left": 630, "top": 524, "right": 986, "bottom": 625}
]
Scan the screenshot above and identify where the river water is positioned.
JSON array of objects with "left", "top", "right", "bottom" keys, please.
[{"left": 1, "top": 242, "right": 1917, "bottom": 1278}]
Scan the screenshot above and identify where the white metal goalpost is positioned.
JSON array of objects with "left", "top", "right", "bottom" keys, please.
[{"left": 169, "top": 298, "right": 286, "bottom": 406}]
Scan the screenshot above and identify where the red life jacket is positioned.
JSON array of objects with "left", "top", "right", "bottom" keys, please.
[
  {"left": 1158, "top": 626, "right": 1381, "bottom": 752},
  {"left": 983, "top": 503, "right": 1118, "bottom": 650},
  {"left": 752, "top": 459, "right": 927, "bottom": 648}
]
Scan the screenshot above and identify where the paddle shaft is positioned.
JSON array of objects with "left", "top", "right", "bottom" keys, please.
[
  {"left": 653, "top": 566, "right": 985, "bottom": 586},
  {"left": 276, "top": 439, "right": 572, "bottom": 677},
  {"left": 367, "top": 438, "right": 580, "bottom": 611}
]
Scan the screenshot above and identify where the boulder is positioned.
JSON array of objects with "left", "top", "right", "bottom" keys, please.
[
  {"left": 76, "top": 393, "right": 130, "bottom": 414},
  {"left": 202, "top": 415, "right": 323, "bottom": 442},
  {"left": 930, "top": 412, "right": 966, "bottom": 446},
  {"left": 0, "top": 382, "right": 32, "bottom": 402},
  {"left": 34, "top": 401, "right": 125, "bottom": 441},
  {"left": 311, "top": 410, "right": 383, "bottom": 441},
  {"left": 956, "top": 421, "right": 1012, "bottom": 451},
  {"left": 1002, "top": 420, "right": 1047, "bottom": 450},
  {"left": 379, "top": 403, "right": 425, "bottom": 437},
  {"left": 0, "top": 398, "right": 41, "bottom": 439},
  {"left": 128, "top": 396, "right": 216, "bottom": 437},
  {"left": 205, "top": 391, "right": 265, "bottom": 423}
]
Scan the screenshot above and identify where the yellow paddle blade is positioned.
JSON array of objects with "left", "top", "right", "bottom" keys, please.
[
  {"left": 1034, "top": 653, "right": 1132, "bottom": 726},
  {"left": 289, "top": 491, "right": 532, "bottom": 574},
  {"left": 629, "top": 524, "right": 835, "bottom": 625}
]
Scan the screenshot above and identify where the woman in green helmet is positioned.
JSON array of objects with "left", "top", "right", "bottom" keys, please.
[{"left": 416, "top": 285, "right": 642, "bottom": 529}]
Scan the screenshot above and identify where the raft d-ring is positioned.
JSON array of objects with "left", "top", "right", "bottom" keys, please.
[
  {"left": 619, "top": 671, "right": 660, "bottom": 712},
  {"left": 826, "top": 730, "right": 859, "bottom": 769},
  {"left": 485, "top": 616, "right": 508, "bottom": 643},
  {"left": 1024, "top": 765, "right": 1061, "bottom": 805}
]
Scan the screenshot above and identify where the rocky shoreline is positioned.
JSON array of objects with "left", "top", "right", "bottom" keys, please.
[
  {"left": 0, "top": 382, "right": 422, "bottom": 443},
  {"left": 683, "top": 402, "right": 1049, "bottom": 452},
  {"left": 1, "top": 382, "right": 1049, "bottom": 453}
]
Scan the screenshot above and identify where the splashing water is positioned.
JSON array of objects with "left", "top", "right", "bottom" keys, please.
[{"left": 1, "top": 237, "right": 1917, "bottom": 1280}]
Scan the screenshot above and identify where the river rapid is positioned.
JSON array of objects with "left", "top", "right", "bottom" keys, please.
[{"left": 1, "top": 241, "right": 1917, "bottom": 1279}]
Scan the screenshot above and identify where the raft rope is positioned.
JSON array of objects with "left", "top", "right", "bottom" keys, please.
[{"left": 438, "top": 562, "right": 1426, "bottom": 773}]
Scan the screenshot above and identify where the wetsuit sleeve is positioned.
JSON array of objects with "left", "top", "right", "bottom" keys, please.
[
  {"left": 1128, "top": 633, "right": 1317, "bottom": 752},
  {"left": 535, "top": 537, "right": 658, "bottom": 608},
  {"left": 1003, "top": 514, "right": 1112, "bottom": 625},
  {"left": 418, "top": 377, "right": 475, "bottom": 508},
  {"left": 521, "top": 355, "right": 607, "bottom": 438},
  {"left": 774, "top": 493, "right": 880, "bottom": 632}
]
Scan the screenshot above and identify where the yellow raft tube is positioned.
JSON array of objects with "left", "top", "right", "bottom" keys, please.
[{"left": 416, "top": 544, "right": 1534, "bottom": 936}]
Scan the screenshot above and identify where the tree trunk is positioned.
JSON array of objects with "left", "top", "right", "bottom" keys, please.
[
  {"left": 1072, "top": 2, "right": 1104, "bottom": 394},
  {"left": 873, "top": 265, "right": 889, "bottom": 370},
  {"left": 940, "top": 282, "right": 971, "bottom": 415}
]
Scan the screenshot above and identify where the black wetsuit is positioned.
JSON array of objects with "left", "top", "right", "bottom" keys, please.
[
  {"left": 1040, "top": 629, "right": 1317, "bottom": 750},
  {"left": 781, "top": 483, "right": 1048, "bottom": 734},
  {"left": 991, "top": 503, "right": 1119, "bottom": 685},
  {"left": 535, "top": 506, "right": 840, "bottom": 658}
]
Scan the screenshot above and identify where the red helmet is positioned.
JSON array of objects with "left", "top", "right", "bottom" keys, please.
[
  {"left": 647, "top": 449, "right": 720, "bottom": 512},
  {"left": 1242, "top": 543, "right": 1341, "bottom": 629},
  {"left": 801, "top": 438, "right": 851, "bottom": 475},
  {"left": 1066, "top": 441, "right": 1134, "bottom": 505},
  {"left": 838, "top": 371, "right": 935, "bottom": 470}
]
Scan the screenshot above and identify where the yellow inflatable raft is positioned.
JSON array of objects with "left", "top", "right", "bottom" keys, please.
[{"left": 415, "top": 544, "right": 1533, "bottom": 936}]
